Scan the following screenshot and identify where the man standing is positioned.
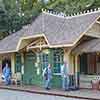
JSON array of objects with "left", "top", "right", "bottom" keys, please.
[
  {"left": 61, "top": 61, "right": 69, "bottom": 91},
  {"left": 43, "top": 64, "right": 52, "bottom": 90},
  {"left": 2, "top": 63, "right": 11, "bottom": 85}
]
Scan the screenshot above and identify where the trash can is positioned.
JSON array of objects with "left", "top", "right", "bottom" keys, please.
[{"left": 91, "top": 80, "right": 100, "bottom": 90}]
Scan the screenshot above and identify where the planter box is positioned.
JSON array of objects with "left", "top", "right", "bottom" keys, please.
[{"left": 91, "top": 80, "right": 100, "bottom": 90}]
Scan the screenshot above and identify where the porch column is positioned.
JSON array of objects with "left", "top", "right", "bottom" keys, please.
[
  {"left": 64, "top": 49, "right": 76, "bottom": 88},
  {"left": 0, "top": 56, "right": 2, "bottom": 82},
  {"left": 21, "top": 53, "right": 24, "bottom": 75},
  {"left": 75, "top": 54, "right": 80, "bottom": 88},
  {"left": 64, "top": 49, "right": 70, "bottom": 71},
  {"left": 0, "top": 56, "right": 2, "bottom": 73},
  {"left": 69, "top": 54, "right": 74, "bottom": 75},
  {"left": 69, "top": 54, "right": 75, "bottom": 88},
  {"left": 64, "top": 49, "right": 74, "bottom": 74},
  {"left": 11, "top": 53, "right": 15, "bottom": 74}
]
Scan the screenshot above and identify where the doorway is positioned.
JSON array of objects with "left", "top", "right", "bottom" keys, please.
[{"left": 2, "top": 58, "right": 11, "bottom": 71}]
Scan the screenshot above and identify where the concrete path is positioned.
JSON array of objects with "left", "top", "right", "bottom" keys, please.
[
  {"left": 0, "top": 85, "right": 100, "bottom": 100},
  {"left": 0, "top": 89, "right": 86, "bottom": 100}
]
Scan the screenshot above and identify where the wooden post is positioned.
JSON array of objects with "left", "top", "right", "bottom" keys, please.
[
  {"left": 21, "top": 53, "right": 24, "bottom": 75},
  {"left": 64, "top": 49, "right": 76, "bottom": 88},
  {"left": 75, "top": 54, "right": 80, "bottom": 89},
  {"left": 11, "top": 53, "right": 15, "bottom": 74},
  {"left": 0, "top": 56, "right": 2, "bottom": 82},
  {"left": 63, "top": 49, "right": 70, "bottom": 68},
  {"left": 70, "top": 54, "right": 75, "bottom": 88},
  {"left": 69, "top": 54, "right": 74, "bottom": 75}
]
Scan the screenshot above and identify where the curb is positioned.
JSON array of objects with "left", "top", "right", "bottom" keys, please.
[{"left": 0, "top": 86, "right": 99, "bottom": 100}]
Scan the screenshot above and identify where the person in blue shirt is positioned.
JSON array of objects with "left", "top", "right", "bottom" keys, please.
[
  {"left": 43, "top": 64, "right": 52, "bottom": 90},
  {"left": 2, "top": 63, "right": 11, "bottom": 85}
]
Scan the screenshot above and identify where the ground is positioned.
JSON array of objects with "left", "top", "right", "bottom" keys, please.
[{"left": 0, "top": 89, "right": 86, "bottom": 100}]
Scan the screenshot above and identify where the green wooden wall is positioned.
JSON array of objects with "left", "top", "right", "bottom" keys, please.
[
  {"left": 15, "top": 49, "right": 64, "bottom": 88},
  {"left": 15, "top": 53, "right": 21, "bottom": 73},
  {"left": 52, "top": 75, "right": 62, "bottom": 88},
  {"left": 23, "top": 52, "right": 43, "bottom": 86}
]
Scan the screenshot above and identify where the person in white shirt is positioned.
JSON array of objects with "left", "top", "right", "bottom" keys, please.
[{"left": 61, "top": 61, "right": 69, "bottom": 91}]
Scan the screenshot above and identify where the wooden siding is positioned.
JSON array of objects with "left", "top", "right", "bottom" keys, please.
[
  {"left": 87, "top": 53, "right": 96, "bottom": 74},
  {"left": 86, "top": 23, "right": 100, "bottom": 37},
  {"left": 18, "top": 38, "right": 34, "bottom": 50}
]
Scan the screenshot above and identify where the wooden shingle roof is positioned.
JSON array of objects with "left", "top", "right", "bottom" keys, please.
[
  {"left": 72, "top": 39, "right": 100, "bottom": 54},
  {"left": 38, "top": 12, "right": 100, "bottom": 45},
  {"left": 0, "top": 10, "right": 100, "bottom": 53},
  {"left": 0, "top": 29, "right": 24, "bottom": 53}
]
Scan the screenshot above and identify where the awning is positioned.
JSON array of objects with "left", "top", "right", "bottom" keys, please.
[{"left": 72, "top": 39, "right": 100, "bottom": 54}]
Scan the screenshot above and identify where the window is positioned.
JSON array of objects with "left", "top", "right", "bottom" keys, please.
[
  {"left": 37, "top": 49, "right": 63, "bottom": 73},
  {"left": 38, "top": 53, "right": 49, "bottom": 70},
  {"left": 80, "top": 53, "right": 97, "bottom": 75},
  {"left": 15, "top": 53, "right": 21, "bottom": 72},
  {"left": 52, "top": 49, "right": 63, "bottom": 73},
  {"left": 80, "top": 54, "right": 88, "bottom": 74},
  {"left": 42, "top": 53, "right": 49, "bottom": 69}
]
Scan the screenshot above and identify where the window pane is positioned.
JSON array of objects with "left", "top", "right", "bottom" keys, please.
[{"left": 53, "top": 49, "right": 63, "bottom": 73}]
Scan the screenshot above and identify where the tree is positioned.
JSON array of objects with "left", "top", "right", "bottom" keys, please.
[
  {"left": 0, "top": 0, "right": 100, "bottom": 40},
  {"left": 46, "top": 0, "right": 99, "bottom": 14},
  {"left": 1, "top": 0, "right": 46, "bottom": 34}
]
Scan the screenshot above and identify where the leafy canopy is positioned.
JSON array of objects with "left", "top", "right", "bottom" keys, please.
[{"left": 0, "top": 0, "right": 100, "bottom": 39}]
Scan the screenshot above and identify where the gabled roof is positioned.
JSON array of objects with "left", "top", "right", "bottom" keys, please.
[
  {"left": 20, "top": 10, "right": 100, "bottom": 45},
  {"left": 0, "top": 9, "right": 100, "bottom": 53}
]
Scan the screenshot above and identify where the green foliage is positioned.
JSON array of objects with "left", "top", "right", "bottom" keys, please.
[
  {"left": 0, "top": 0, "right": 100, "bottom": 39},
  {"left": 0, "top": 0, "right": 44, "bottom": 39},
  {"left": 46, "top": 0, "right": 100, "bottom": 14}
]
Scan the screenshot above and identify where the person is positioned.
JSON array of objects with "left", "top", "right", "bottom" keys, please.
[
  {"left": 2, "top": 63, "right": 11, "bottom": 85},
  {"left": 42, "top": 64, "right": 52, "bottom": 90},
  {"left": 61, "top": 61, "right": 69, "bottom": 91}
]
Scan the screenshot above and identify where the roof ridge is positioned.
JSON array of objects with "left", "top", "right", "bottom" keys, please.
[{"left": 42, "top": 8, "right": 100, "bottom": 19}]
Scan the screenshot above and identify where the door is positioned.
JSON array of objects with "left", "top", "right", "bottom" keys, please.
[
  {"left": 34, "top": 52, "right": 49, "bottom": 86},
  {"left": 23, "top": 52, "right": 43, "bottom": 86},
  {"left": 23, "top": 52, "right": 36, "bottom": 85},
  {"left": 80, "top": 53, "right": 88, "bottom": 74}
]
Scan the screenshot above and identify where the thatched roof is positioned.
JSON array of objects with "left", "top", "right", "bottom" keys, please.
[{"left": 0, "top": 10, "right": 100, "bottom": 53}]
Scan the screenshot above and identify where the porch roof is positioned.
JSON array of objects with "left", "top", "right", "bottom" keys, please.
[
  {"left": 72, "top": 38, "right": 100, "bottom": 54},
  {"left": 0, "top": 29, "right": 24, "bottom": 54},
  {"left": 0, "top": 10, "right": 100, "bottom": 53}
]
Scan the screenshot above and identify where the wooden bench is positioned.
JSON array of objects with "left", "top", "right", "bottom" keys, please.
[{"left": 11, "top": 73, "right": 22, "bottom": 85}]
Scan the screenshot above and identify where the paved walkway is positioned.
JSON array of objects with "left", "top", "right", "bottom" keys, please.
[
  {"left": 0, "top": 89, "right": 86, "bottom": 100},
  {"left": 0, "top": 85, "right": 100, "bottom": 100}
]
